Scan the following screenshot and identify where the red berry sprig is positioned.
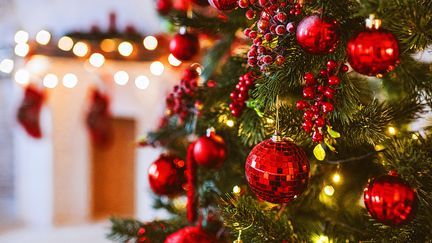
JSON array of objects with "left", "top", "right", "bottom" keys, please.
[
  {"left": 296, "top": 60, "right": 349, "bottom": 143},
  {"left": 241, "top": 0, "right": 302, "bottom": 72},
  {"left": 229, "top": 71, "right": 257, "bottom": 117}
]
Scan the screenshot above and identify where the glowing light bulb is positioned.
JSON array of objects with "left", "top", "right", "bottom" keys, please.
[
  {"left": 323, "top": 185, "right": 335, "bottom": 196},
  {"left": 100, "top": 39, "right": 116, "bottom": 52},
  {"left": 143, "top": 36, "right": 158, "bottom": 50},
  {"left": 14, "top": 43, "right": 30, "bottom": 57},
  {"left": 388, "top": 126, "right": 397, "bottom": 136},
  {"left": 89, "top": 53, "right": 105, "bottom": 67},
  {"left": 118, "top": 41, "right": 133, "bottom": 56},
  {"left": 135, "top": 75, "right": 150, "bottom": 90},
  {"left": 14, "top": 69, "right": 30, "bottom": 85},
  {"left": 168, "top": 54, "right": 182, "bottom": 66},
  {"left": 72, "top": 42, "right": 89, "bottom": 57},
  {"left": 150, "top": 61, "right": 164, "bottom": 76},
  {"left": 114, "top": 71, "right": 129, "bottom": 86},
  {"left": 14, "top": 30, "right": 29, "bottom": 43},
  {"left": 35, "top": 30, "right": 51, "bottom": 45},
  {"left": 226, "top": 119, "right": 234, "bottom": 127},
  {"left": 43, "top": 73, "right": 58, "bottom": 88},
  {"left": 332, "top": 173, "right": 341, "bottom": 184},
  {"left": 58, "top": 36, "right": 74, "bottom": 51},
  {"left": 0, "top": 59, "right": 14, "bottom": 73},
  {"left": 232, "top": 185, "right": 241, "bottom": 194},
  {"left": 62, "top": 73, "right": 78, "bottom": 88},
  {"left": 316, "top": 235, "right": 329, "bottom": 243},
  {"left": 412, "top": 133, "right": 418, "bottom": 140}
]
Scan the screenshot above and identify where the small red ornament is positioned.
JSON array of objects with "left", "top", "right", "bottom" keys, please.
[
  {"left": 148, "top": 154, "right": 186, "bottom": 196},
  {"left": 193, "top": 130, "right": 227, "bottom": 168},
  {"left": 296, "top": 15, "right": 339, "bottom": 54},
  {"left": 347, "top": 28, "right": 399, "bottom": 76},
  {"left": 208, "top": 0, "right": 237, "bottom": 10},
  {"left": 245, "top": 135, "right": 310, "bottom": 204},
  {"left": 86, "top": 89, "right": 112, "bottom": 146},
  {"left": 170, "top": 32, "right": 200, "bottom": 61},
  {"left": 156, "top": 0, "right": 172, "bottom": 15},
  {"left": 164, "top": 226, "right": 217, "bottom": 243},
  {"left": 363, "top": 173, "right": 418, "bottom": 226},
  {"left": 17, "top": 85, "right": 44, "bottom": 138}
]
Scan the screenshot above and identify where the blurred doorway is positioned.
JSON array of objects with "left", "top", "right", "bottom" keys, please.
[{"left": 91, "top": 118, "right": 136, "bottom": 220}]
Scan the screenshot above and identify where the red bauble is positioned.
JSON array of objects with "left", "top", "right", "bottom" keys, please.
[
  {"left": 164, "top": 226, "right": 217, "bottom": 243},
  {"left": 17, "top": 85, "right": 44, "bottom": 138},
  {"left": 245, "top": 136, "right": 310, "bottom": 204},
  {"left": 208, "top": 0, "right": 237, "bottom": 10},
  {"left": 347, "top": 29, "right": 399, "bottom": 76},
  {"left": 363, "top": 173, "right": 418, "bottom": 226},
  {"left": 148, "top": 154, "right": 186, "bottom": 196},
  {"left": 156, "top": 0, "right": 172, "bottom": 15},
  {"left": 193, "top": 132, "right": 227, "bottom": 168},
  {"left": 296, "top": 15, "right": 339, "bottom": 54},
  {"left": 170, "top": 32, "right": 199, "bottom": 61}
]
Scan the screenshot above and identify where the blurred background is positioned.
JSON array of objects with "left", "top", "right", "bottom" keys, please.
[{"left": 0, "top": 0, "right": 186, "bottom": 242}]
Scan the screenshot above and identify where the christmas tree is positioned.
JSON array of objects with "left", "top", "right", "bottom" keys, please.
[{"left": 108, "top": 0, "right": 432, "bottom": 242}]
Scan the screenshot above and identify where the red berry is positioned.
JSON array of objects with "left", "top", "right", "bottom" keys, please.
[
  {"left": 230, "top": 91, "right": 238, "bottom": 100},
  {"left": 341, "top": 64, "right": 349, "bottom": 73},
  {"left": 275, "top": 25, "right": 286, "bottom": 35},
  {"left": 262, "top": 55, "right": 273, "bottom": 64},
  {"left": 324, "top": 87, "right": 335, "bottom": 99},
  {"left": 310, "top": 105, "right": 319, "bottom": 113},
  {"left": 245, "top": 79, "right": 254, "bottom": 87},
  {"left": 322, "top": 102, "right": 334, "bottom": 113},
  {"left": 286, "top": 22, "right": 295, "bottom": 33},
  {"left": 304, "top": 72, "right": 315, "bottom": 85},
  {"left": 275, "top": 55, "right": 285, "bottom": 65},
  {"left": 302, "top": 120, "right": 314, "bottom": 133},
  {"left": 264, "top": 33, "right": 273, "bottom": 41},
  {"left": 246, "top": 10, "right": 255, "bottom": 20},
  {"left": 327, "top": 60, "right": 337, "bottom": 72},
  {"left": 253, "top": 37, "right": 262, "bottom": 45},
  {"left": 317, "top": 85, "right": 326, "bottom": 93},
  {"left": 258, "top": 0, "right": 268, "bottom": 6},
  {"left": 328, "top": 76, "right": 340, "bottom": 86},
  {"left": 315, "top": 94, "right": 324, "bottom": 101},
  {"left": 238, "top": 0, "right": 249, "bottom": 8},
  {"left": 303, "top": 110, "right": 314, "bottom": 120},
  {"left": 244, "top": 28, "right": 251, "bottom": 37},
  {"left": 275, "top": 12, "right": 287, "bottom": 23},
  {"left": 257, "top": 46, "right": 266, "bottom": 54},
  {"left": 247, "top": 49, "right": 256, "bottom": 58},
  {"left": 231, "top": 109, "right": 241, "bottom": 117},
  {"left": 312, "top": 130, "right": 324, "bottom": 143},
  {"left": 303, "top": 86, "right": 315, "bottom": 99},
  {"left": 294, "top": 3, "right": 301, "bottom": 9},
  {"left": 238, "top": 91, "right": 248, "bottom": 100},
  {"left": 248, "top": 57, "right": 257, "bottom": 66},
  {"left": 260, "top": 9, "right": 270, "bottom": 19},
  {"left": 229, "top": 103, "right": 236, "bottom": 110},
  {"left": 249, "top": 31, "right": 257, "bottom": 39},
  {"left": 294, "top": 9, "right": 301, "bottom": 15},
  {"left": 258, "top": 19, "right": 270, "bottom": 31},
  {"left": 296, "top": 100, "right": 309, "bottom": 110},
  {"left": 319, "top": 69, "right": 328, "bottom": 77},
  {"left": 315, "top": 117, "right": 326, "bottom": 127},
  {"left": 289, "top": 9, "right": 295, "bottom": 15}
]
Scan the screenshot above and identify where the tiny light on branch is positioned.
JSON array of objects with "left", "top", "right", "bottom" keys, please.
[
  {"left": 323, "top": 185, "right": 335, "bottom": 196},
  {"left": 226, "top": 119, "right": 234, "bottom": 127},
  {"left": 232, "top": 185, "right": 241, "bottom": 194},
  {"left": 388, "top": 126, "right": 397, "bottom": 136},
  {"left": 332, "top": 173, "right": 341, "bottom": 184}
]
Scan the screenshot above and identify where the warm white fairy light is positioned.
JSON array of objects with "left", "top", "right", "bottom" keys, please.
[
  {"left": 14, "top": 69, "right": 30, "bottom": 85},
  {"left": 14, "top": 30, "right": 29, "bottom": 43},
  {"left": 100, "top": 39, "right": 116, "bottom": 52},
  {"left": 58, "top": 36, "right": 74, "bottom": 51},
  {"left": 323, "top": 185, "right": 335, "bottom": 196},
  {"left": 35, "top": 30, "right": 51, "bottom": 45},
  {"left": 118, "top": 41, "right": 133, "bottom": 56},
  {"left": 72, "top": 42, "right": 89, "bottom": 57},
  {"left": 62, "top": 73, "right": 78, "bottom": 88},
  {"left": 150, "top": 61, "right": 164, "bottom": 76},
  {"left": 316, "top": 235, "right": 329, "bottom": 243},
  {"left": 388, "top": 126, "right": 397, "bottom": 136},
  {"left": 0, "top": 59, "right": 14, "bottom": 73},
  {"left": 168, "top": 53, "right": 182, "bottom": 66},
  {"left": 143, "top": 36, "right": 158, "bottom": 50},
  {"left": 14, "top": 43, "right": 30, "bottom": 57},
  {"left": 226, "top": 119, "right": 235, "bottom": 127},
  {"left": 135, "top": 75, "right": 150, "bottom": 90},
  {"left": 232, "top": 185, "right": 241, "bottom": 194},
  {"left": 114, "top": 71, "right": 129, "bottom": 86},
  {"left": 89, "top": 53, "right": 105, "bottom": 67},
  {"left": 43, "top": 73, "right": 59, "bottom": 88},
  {"left": 332, "top": 173, "right": 341, "bottom": 184}
]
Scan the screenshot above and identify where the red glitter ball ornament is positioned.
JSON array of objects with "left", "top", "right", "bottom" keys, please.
[
  {"left": 363, "top": 173, "right": 418, "bottom": 226},
  {"left": 296, "top": 15, "right": 339, "bottom": 54},
  {"left": 164, "top": 226, "right": 217, "bottom": 243},
  {"left": 170, "top": 32, "right": 199, "bottom": 61},
  {"left": 245, "top": 135, "right": 310, "bottom": 204},
  {"left": 193, "top": 130, "right": 227, "bottom": 168},
  {"left": 148, "top": 154, "right": 186, "bottom": 196},
  {"left": 208, "top": 0, "right": 237, "bottom": 10},
  {"left": 347, "top": 29, "right": 399, "bottom": 76}
]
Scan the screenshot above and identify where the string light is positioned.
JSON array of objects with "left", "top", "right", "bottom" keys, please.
[
  {"left": 14, "top": 69, "right": 30, "bottom": 85},
  {"left": 150, "top": 61, "right": 164, "bottom": 76},
  {"left": 114, "top": 71, "right": 129, "bottom": 86},
  {"left": 43, "top": 73, "right": 59, "bottom": 88},
  {"left": 332, "top": 173, "right": 341, "bottom": 184},
  {"left": 72, "top": 42, "right": 89, "bottom": 57},
  {"left": 388, "top": 126, "right": 397, "bottom": 136},
  {"left": 100, "top": 39, "right": 116, "bottom": 52},
  {"left": 232, "top": 185, "right": 241, "bottom": 194},
  {"left": 35, "top": 30, "right": 51, "bottom": 45},
  {"left": 412, "top": 133, "right": 419, "bottom": 140},
  {"left": 14, "top": 30, "right": 29, "bottom": 43},
  {"left": 316, "top": 235, "right": 329, "bottom": 243},
  {"left": 0, "top": 59, "right": 14, "bottom": 73},
  {"left": 135, "top": 75, "right": 150, "bottom": 90},
  {"left": 58, "top": 36, "right": 74, "bottom": 51},
  {"left": 168, "top": 54, "right": 182, "bottom": 66},
  {"left": 62, "top": 73, "right": 78, "bottom": 88},
  {"left": 88, "top": 53, "right": 105, "bottom": 67},
  {"left": 323, "top": 185, "right": 335, "bottom": 196},
  {"left": 118, "top": 41, "right": 133, "bottom": 56},
  {"left": 143, "top": 36, "right": 158, "bottom": 50},
  {"left": 14, "top": 43, "right": 30, "bottom": 57},
  {"left": 226, "top": 119, "right": 235, "bottom": 127}
]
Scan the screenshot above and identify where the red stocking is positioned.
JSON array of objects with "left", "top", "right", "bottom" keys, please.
[
  {"left": 86, "top": 89, "right": 112, "bottom": 146},
  {"left": 17, "top": 85, "right": 44, "bottom": 138}
]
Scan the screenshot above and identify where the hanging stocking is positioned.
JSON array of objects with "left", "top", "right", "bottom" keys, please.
[
  {"left": 86, "top": 89, "right": 112, "bottom": 147},
  {"left": 17, "top": 85, "right": 44, "bottom": 138}
]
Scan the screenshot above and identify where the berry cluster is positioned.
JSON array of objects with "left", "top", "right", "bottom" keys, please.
[
  {"left": 229, "top": 72, "right": 257, "bottom": 117},
  {"left": 166, "top": 67, "right": 200, "bottom": 122},
  {"left": 296, "top": 60, "right": 348, "bottom": 143},
  {"left": 241, "top": 0, "right": 302, "bottom": 72}
]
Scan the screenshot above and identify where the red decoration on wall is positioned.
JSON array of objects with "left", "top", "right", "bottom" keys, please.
[
  {"left": 169, "top": 32, "right": 200, "bottom": 61},
  {"left": 86, "top": 89, "right": 112, "bottom": 146},
  {"left": 164, "top": 226, "right": 217, "bottom": 243},
  {"left": 148, "top": 154, "right": 186, "bottom": 196},
  {"left": 245, "top": 135, "right": 310, "bottom": 204},
  {"left": 296, "top": 15, "right": 339, "bottom": 54},
  {"left": 17, "top": 85, "right": 44, "bottom": 138},
  {"left": 192, "top": 131, "right": 227, "bottom": 168},
  {"left": 363, "top": 173, "right": 418, "bottom": 226}
]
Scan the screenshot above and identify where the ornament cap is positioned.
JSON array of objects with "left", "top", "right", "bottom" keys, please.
[
  {"left": 206, "top": 127, "right": 216, "bottom": 137},
  {"left": 366, "top": 14, "right": 382, "bottom": 30},
  {"left": 388, "top": 170, "right": 398, "bottom": 176}
]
